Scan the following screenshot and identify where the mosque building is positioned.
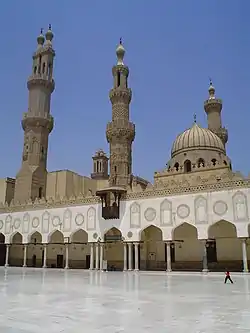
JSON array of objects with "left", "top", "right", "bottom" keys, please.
[{"left": 0, "top": 27, "right": 249, "bottom": 272}]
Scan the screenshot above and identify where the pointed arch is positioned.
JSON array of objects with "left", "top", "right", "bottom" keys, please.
[
  {"left": 232, "top": 191, "right": 248, "bottom": 222},
  {"left": 172, "top": 222, "right": 198, "bottom": 240},
  {"left": 184, "top": 160, "right": 192, "bottom": 173},
  {"left": 28, "top": 231, "right": 42, "bottom": 243},
  {"left": 104, "top": 227, "right": 122, "bottom": 242},
  {"left": 70, "top": 229, "right": 88, "bottom": 243},
  {"left": 47, "top": 230, "right": 64, "bottom": 243},
  {"left": 130, "top": 202, "right": 141, "bottom": 228},
  {"left": 10, "top": 231, "right": 23, "bottom": 244},
  {"left": 160, "top": 198, "right": 172, "bottom": 226},
  {"left": 208, "top": 220, "right": 237, "bottom": 239},
  {"left": 140, "top": 225, "right": 163, "bottom": 241}
]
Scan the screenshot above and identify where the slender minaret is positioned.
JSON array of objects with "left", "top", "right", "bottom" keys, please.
[
  {"left": 204, "top": 80, "right": 228, "bottom": 147},
  {"left": 14, "top": 26, "right": 55, "bottom": 203},
  {"left": 106, "top": 39, "right": 135, "bottom": 187}
]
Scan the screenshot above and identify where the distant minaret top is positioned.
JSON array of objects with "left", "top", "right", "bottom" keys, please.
[
  {"left": 116, "top": 38, "right": 125, "bottom": 65},
  {"left": 44, "top": 24, "right": 54, "bottom": 47},
  {"left": 37, "top": 29, "right": 45, "bottom": 50}
]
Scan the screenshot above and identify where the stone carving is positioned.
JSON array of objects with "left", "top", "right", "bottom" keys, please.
[
  {"left": 5, "top": 215, "right": 12, "bottom": 234},
  {"left": 87, "top": 207, "right": 96, "bottom": 230},
  {"left": 63, "top": 209, "right": 72, "bottom": 231},
  {"left": 32, "top": 217, "right": 40, "bottom": 228},
  {"left": 127, "top": 231, "right": 133, "bottom": 238},
  {"left": 233, "top": 191, "right": 249, "bottom": 222},
  {"left": 93, "top": 232, "right": 98, "bottom": 239},
  {"left": 22, "top": 213, "right": 30, "bottom": 233},
  {"left": 42, "top": 211, "right": 50, "bottom": 233},
  {"left": 52, "top": 216, "right": 61, "bottom": 227},
  {"left": 177, "top": 204, "right": 190, "bottom": 219},
  {"left": 144, "top": 207, "right": 156, "bottom": 222},
  {"left": 0, "top": 220, "right": 3, "bottom": 230},
  {"left": 14, "top": 218, "right": 21, "bottom": 229},
  {"left": 213, "top": 201, "right": 228, "bottom": 216},
  {"left": 160, "top": 199, "right": 172, "bottom": 226},
  {"left": 75, "top": 213, "right": 84, "bottom": 226},
  {"left": 195, "top": 196, "right": 208, "bottom": 224},
  {"left": 130, "top": 202, "right": 141, "bottom": 228}
]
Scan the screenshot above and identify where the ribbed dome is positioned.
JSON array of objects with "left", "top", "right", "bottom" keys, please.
[{"left": 171, "top": 123, "right": 225, "bottom": 157}]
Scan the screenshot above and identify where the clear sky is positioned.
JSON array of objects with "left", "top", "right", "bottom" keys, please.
[{"left": 0, "top": 1, "right": 249, "bottom": 182}]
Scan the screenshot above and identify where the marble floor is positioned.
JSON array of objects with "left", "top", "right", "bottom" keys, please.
[{"left": 0, "top": 268, "right": 250, "bottom": 332}]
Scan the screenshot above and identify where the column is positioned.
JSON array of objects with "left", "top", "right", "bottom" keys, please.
[
  {"left": 65, "top": 243, "right": 69, "bottom": 269},
  {"left": 43, "top": 244, "right": 47, "bottom": 268},
  {"left": 123, "top": 242, "right": 127, "bottom": 271},
  {"left": 100, "top": 243, "right": 104, "bottom": 271},
  {"left": 23, "top": 244, "right": 27, "bottom": 267},
  {"left": 90, "top": 243, "right": 94, "bottom": 270},
  {"left": 166, "top": 242, "right": 172, "bottom": 272},
  {"left": 5, "top": 244, "right": 10, "bottom": 267},
  {"left": 202, "top": 240, "right": 208, "bottom": 272},
  {"left": 95, "top": 243, "right": 99, "bottom": 270},
  {"left": 134, "top": 242, "right": 139, "bottom": 271},
  {"left": 242, "top": 238, "right": 248, "bottom": 273},
  {"left": 128, "top": 242, "right": 133, "bottom": 271}
]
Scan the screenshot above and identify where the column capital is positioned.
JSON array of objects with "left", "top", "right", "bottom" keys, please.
[{"left": 164, "top": 240, "right": 172, "bottom": 244}]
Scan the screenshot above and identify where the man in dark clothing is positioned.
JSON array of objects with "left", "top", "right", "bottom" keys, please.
[{"left": 224, "top": 271, "right": 233, "bottom": 284}]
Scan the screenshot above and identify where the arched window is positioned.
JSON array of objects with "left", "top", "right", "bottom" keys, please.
[
  {"left": 197, "top": 158, "right": 205, "bottom": 167},
  {"left": 184, "top": 160, "right": 192, "bottom": 173},
  {"left": 174, "top": 162, "right": 179, "bottom": 171},
  {"left": 211, "top": 159, "right": 217, "bottom": 166},
  {"left": 223, "top": 160, "right": 227, "bottom": 165},
  {"left": 38, "top": 187, "right": 43, "bottom": 199},
  {"left": 42, "top": 63, "right": 46, "bottom": 74},
  {"left": 117, "top": 72, "right": 121, "bottom": 87},
  {"left": 34, "top": 66, "right": 37, "bottom": 74}
]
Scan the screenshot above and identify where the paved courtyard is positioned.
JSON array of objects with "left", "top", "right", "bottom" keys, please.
[{"left": 0, "top": 268, "right": 249, "bottom": 332}]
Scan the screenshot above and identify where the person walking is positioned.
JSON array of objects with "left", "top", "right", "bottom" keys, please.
[{"left": 224, "top": 270, "right": 233, "bottom": 284}]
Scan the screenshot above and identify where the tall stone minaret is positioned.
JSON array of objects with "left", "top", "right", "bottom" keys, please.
[
  {"left": 204, "top": 80, "right": 228, "bottom": 147},
  {"left": 106, "top": 40, "right": 135, "bottom": 188},
  {"left": 14, "top": 26, "right": 55, "bottom": 203}
]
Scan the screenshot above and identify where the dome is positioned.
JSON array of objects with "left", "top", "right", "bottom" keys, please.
[{"left": 171, "top": 123, "right": 225, "bottom": 157}]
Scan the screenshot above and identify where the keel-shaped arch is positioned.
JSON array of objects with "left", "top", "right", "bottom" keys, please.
[
  {"left": 10, "top": 231, "right": 23, "bottom": 244},
  {"left": 47, "top": 230, "right": 64, "bottom": 243},
  {"left": 70, "top": 229, "right": 88, "bottom": 243}
]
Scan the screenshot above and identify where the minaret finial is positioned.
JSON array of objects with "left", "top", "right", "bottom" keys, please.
[
  {"left": 208, "top": 77, "right": 215, "bottom": 99},
  {"left": 37, "top": 28, "right": 45, "bottom": 48},
  {"left": 194, "top": 113, "right": 197, "bottom": 123},
  {"left": 116, "top": 39, "right": 125, "bottom": 65},
  {"left": 45, "top": 24, "right": 54, "bottom": 45}
]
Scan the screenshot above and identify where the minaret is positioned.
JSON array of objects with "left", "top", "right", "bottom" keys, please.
[
  {"left": 204, "top": 80, "right": 228, "bottom": 147},
  {"left": 106, "top": 39, "right": 135, "bottom": 188},
  {"left": 91, "top": 149, "right": 109, "bottom": 180},
  {"left": 14, "top": 26, "right": 55, "bottom": 203}
]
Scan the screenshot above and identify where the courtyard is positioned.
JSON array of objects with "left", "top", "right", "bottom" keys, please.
[{"left": 0, "top": 268, "right": 249, "bottom": 332}]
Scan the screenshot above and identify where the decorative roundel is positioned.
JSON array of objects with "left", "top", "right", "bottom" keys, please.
[
  {"left": 75, "top": 213, "right": 84, "bottom": 226},
  {"left": 0, "top": 220, "right": 3, "bottom": 230},
  {"left": 32, "top": 217, "right": 40, "bottom": 228},
  {"left": 213, "top": 201, "right": 228, "bottom": 216},
  {"left": 127, "top": 231, "right": 133, "bottom": 238},
  {"left": 93, "top": 233, "right": 98, "bottom": 239},
  {"left": 52, "top": 216, "right": 61, "bottom": 227},
  {"left": 177, "top": 204, "right": 190, "bottom": 219},
  {"left": 13, "top": 218, "right": 21, "bottom": 229},
  {"left": 144, "top": 207, "right": 156, "bottom": 222}
]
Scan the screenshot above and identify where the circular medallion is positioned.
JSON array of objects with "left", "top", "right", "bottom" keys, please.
[
  {"left": 75, "top": 213, "right": 84, "bottom": 226},
  {"left": 93, "top": 233, "right": 98, "bottom": 239},
  {"left": 0, "top": 220, "right": 3, "bottom": 230},
  {"left": 213, "top": 201, "right": 228, "bottom": 216},
  {"left": 52, "top": 216, "right": 61, "bottom": 227},
  {"left": 127, "top": 231, "right": 133, "bottom": 238},
  {"left": 13, "top": 218, "right": 21, "bottom": 229},
  {"left": 32, "top": 217, "right": 40, "bottom": 228},
  {"left": 144, "top": 208, "right": 156, "bottom": 222},
  {"left": 177, "top": 204, "right": 190, "bottom": 219}
]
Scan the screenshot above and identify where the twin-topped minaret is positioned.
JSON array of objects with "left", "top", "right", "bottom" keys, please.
[
  {"left": 106, "top": 39, "right": 135, "bottom": 188},
  {"left": 204, "top": 80, "right": 228, "bottom": 147},
  {"left": 14, "top": 26, "right": 55, "bottom": 203}
]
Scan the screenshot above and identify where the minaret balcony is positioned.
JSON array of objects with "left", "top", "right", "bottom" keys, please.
[
  {"left": 96, "top": 186, "right": 126, "bottom": 220},
  {"left": 22, "top": 113, "right": 54, "bottom": 132},
  {"left": 27, "top": 75, "right": 55, "bottom": 92},
  {"left": 106, "top": 121, "right": 135, "bottom": 142}
]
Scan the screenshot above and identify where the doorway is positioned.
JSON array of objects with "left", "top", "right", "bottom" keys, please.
[
  {"left": 86, "top": 255, "right": 90, "bottom": 269},
  {"left": 165, "top": 243, "right": 175, "bottom": 263},
  {"left": 32, "top": 255, "right": 37, "bottom": 267},
  {"left": 206, "top": 241, "right": 217, "bottom": 263},
  {"left": 57, "top": 254, "right": 64, "bottom": 268}
]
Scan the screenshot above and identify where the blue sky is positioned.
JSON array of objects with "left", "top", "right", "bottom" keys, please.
[{"left": 0, "top": 1, "right": 249, "bottom": 182}]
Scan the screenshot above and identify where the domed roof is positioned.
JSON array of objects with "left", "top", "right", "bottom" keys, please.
[{"left": 171, "top": 123, "right": 225, "bottom": 157}]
